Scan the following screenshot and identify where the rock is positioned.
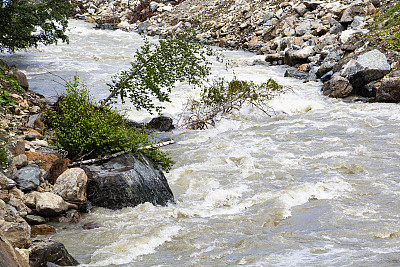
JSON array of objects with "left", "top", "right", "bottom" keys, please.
[
  {"left": 340, "top": 4, "right": 366, "bottom": 23},
  {"left": 317, "top": 60, "right": 336, "bottom": 78},
  {"left": 293, "top": 3, "right": 307, "bottom": 16},
  {"left": 49, "top": 210, "right": 81, "bottom": 224},
  {"left": 284, "top": 46, "right": 315, "bottom": 66},
  {"left": 12, "top": 140, "right": 25, "bottom": 156},
  {"left": 265, "top": 53, "right": 284, "bottom": 63},
  {"left": 304, "top": 1, "right": 323, "bottom": 11},
  {"left": 48, "top": 158, "right": 69, "bottom": 185},
  {"left": 12, "top": 154, "right": 28, "bottom": 169},
  {"left": 148, "top": 116, "right": 174, "bottom": 131},
  {"left": 25, "top": 151, "right": 59, "bottom": 173},
  {"left": 27, "top": 192, "right": 77, "bottom": 217},
  {"left": 82, "top": 153, "right": 174, "bottom": 209},
  {"left": 347, "top": 49, "right": 391, "bottom": 96},
  {"left": 31, "top": 224, "right": 56, "bottom": 237},
  {"left": 372, "top": 78, "right": 400, "bottom": 102},
  {"left": 322, "top": 76, "right": 353, "bottom": 98},
  {"left": 0, "top": 232, "right": 29, "bottom": 267},
  {"left": 284, "top": 69, "right": 309, "bottom": 80},
  {"left": 341, "top": 31, "right": 366, "bottom": 51},
  {"left": 0, "top": 172, "right": 16, "bottom": 190},
  {"left": 0, "top": 208, "right": 31, "bottom": 248},
  {"left": 248, "top": 36, "right": 259, "bottom": 49},
  {"left": 295, "top": 22, "right": 309, "bottom": 36},
  {"left": 29, "top": 239, "right": 79, "bottom": 267},
  {"left": 52, "top": 168, "right": 87, "bottom": 205},
  {"left": 15, "top": 165, "right": 41, "bottom": 192},
  {"left": 24, "top": 215, "right": 46, "bottom": 225},
  {"left": 9, "top": 69, "right": 29, "bottom": 90},
  {"left": 149, "top": 1, "right": 159, "bottom": 12}
]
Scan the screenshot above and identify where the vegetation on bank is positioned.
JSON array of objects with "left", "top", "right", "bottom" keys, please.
[
  {"left": 44, "top": 77, "right": 175, "bottom": 171},
  {"left": 0, "top": 64, "right": 25, "bottom": 106},
  {"left": 370, "top": 2, "right": 400, "bottom": 51},
  {"left": 0, "top": 133, "right": 10, "bottom": 170}
]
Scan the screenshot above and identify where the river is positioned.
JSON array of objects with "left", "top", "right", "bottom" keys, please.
[{"left": 4, "top": 20, "right": 400, "bottom": 266}]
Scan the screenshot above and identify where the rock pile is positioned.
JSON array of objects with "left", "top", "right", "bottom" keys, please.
[{"left": 74, "top": 0, "right": 400, "bottom": 102}]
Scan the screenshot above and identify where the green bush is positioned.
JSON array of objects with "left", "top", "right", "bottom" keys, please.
[
  {"left": 45, "top": 77, "right": 174, "bottom": 171},
  {"left": 370, "top": 2, "right": 400, "bottom": 50}
]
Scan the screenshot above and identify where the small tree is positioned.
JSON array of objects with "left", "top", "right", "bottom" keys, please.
[
  {"left": 103, "top": 32, "right": 224, "bottom": 113},
  {"left": 0, "top": 0, "right": 72, "bottom": 53}
]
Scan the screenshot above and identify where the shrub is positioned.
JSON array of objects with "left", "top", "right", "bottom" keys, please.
[
  {"left": 45, "top": 77, "right": 174, "bottom": 171},
  {"left": 180, "top": 78, "right": 286, "bottom": 129}
]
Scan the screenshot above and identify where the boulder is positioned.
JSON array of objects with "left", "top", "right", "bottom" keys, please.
[
  {"left": 148, "top": 116, "right": 174, "bottom": 131},
  {"left": 24, "top": 215, "right": 46, "bottom": 225},
  {"left": 0, "top": 208, "right": 31, "bottom": 248},
  {"left": 31, "top": 224, "right": 56, "bottom": 238},
  {"left": 284, "top": 46, "right": 315, "bottom": 66},
  {"left": 340, "top": 4, "right": 366, "bottom": 23},
  {"left": 0, "top": 232, "right": 29, "bottom": 267},
  {"left": 372, "top": 77, "right": 400, "bottom": 102},
  {"left": 293, "top": 3, "right": 307, "bottom": 16},
  {"left": 284, "top": 69, "right": 309, "bottom": 80},
  {"left": 12, "top": 154, "right": 28, "bottom": 169},
  {"left": 14, "top": 165, "right": 41, "bottom": 192},
  {"left": 346, "top": 49, "right": 391, "bottom": 96},
  {"left": 317, "top": 60, "right": 336, "bottom": 78},
  {"left": 52, "top": 168, "right": 87, "bottom": 204},
  {"left": 9, "top": 69, "right": 29, "bottom": 91},
  {"left": 265, "top": 53, "right": 284, "bottom": 63},
  {"left": 322, "top": 76, "right": 353, "bottom": 98},
  {"left": 0, "top": 172, "right": 16, "bottom": 190},
  {"left": 82, "top": 153, "right": 174, "bottom": 209},
  {"left": 29, "top": 239, "right": 79, "bottom": 267},
  {"left": 26, "top": 192, "right": 77, "bottom": 217},
  {"left": 48, "top": 158, "right": 69, "bottom": 185}
]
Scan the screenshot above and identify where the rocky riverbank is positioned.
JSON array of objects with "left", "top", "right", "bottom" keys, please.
[
  {"left": 74, "top": 0, "right": 400, "bottom": 101},
  {"left": 0, "top": 60, "right": 175, "bottom": 265}
]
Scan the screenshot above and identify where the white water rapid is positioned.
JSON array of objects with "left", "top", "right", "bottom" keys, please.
[{"left": 4, "top": 20, "right": 400, "bottom": 266}]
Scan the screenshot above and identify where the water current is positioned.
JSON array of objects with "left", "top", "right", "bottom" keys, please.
[{"left": 4, "top": 20, "right": 400, "bottom": 266}]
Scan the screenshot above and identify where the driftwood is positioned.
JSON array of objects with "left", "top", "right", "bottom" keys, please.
[{"left": 68, "top": 139, "right": 175, "bottom": 167}]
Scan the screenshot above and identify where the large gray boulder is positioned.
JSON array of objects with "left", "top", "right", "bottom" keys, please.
[
  {"left": 83, "top": 153, "right": 174, "bottom": 209},
  {"left": 29, "top": 239, "right": 79, "bottom": 267},
  {"left": 14, "top": 165, "right": 40, "bottom": 192},
  {"left": 52, "top": 168, "right": 87, "bottom": 204},
  {"left": 346, "top": 49, "right": 391, "bottom": 96}
]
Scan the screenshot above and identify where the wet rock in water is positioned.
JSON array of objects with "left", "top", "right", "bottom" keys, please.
[
  {"left": 15, "top": 164, "right": 41, "bottom": 192},
  {"left": 52, "top": 168, "right": 87, "bottom": 205},
  {"left": 29, "top": 239, "right": 79, "bottom": 267},
  {"left": 284, "top": 69, "right": 309, "bottom": 80},
  {"left": 0, "top": 232, "right": 29, "bottom": 267},
  {"left": 30, "top": 224, "right": 56, "bottom": 238},
  {"left": 284, "top": 46, "right": 315, "bottom": 66},
  {"left": 83, "top": 153, "right": 174, "bottom": 209},
  {"left": 322, "top": 76, "right": 353, "bottom": 98},
  {"left": 346, "top": 49, "right": 391, "bottom": 96},
  {"left": 148, "top": 116, "right": 175, "bottom": 131},
  {"left": 372, "top": 77, "right": 400, "bottom": 103}
]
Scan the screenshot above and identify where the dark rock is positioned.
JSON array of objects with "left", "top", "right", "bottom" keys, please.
[
  {"left": 82, "top": 153, "right": 174, "bottom": 209},
  {"left": 24, "top": 215, "right": 46, "bottom": 225},
  {"left": 322, "top": 76, "right": 353, "bottom": 98},
  {"left": 321, "top": 71, "right": 333, "bottom": 83},
  {"left": 148, "top": 116, "right": 174, "bottom": 132},
  {"left": 29, "top": 239, "right": 79, "bottom": 267},
  {"left": 15, "top": 165, "right": 41, "bottom": 192},
  {"left": 372, "top": 77, "right": 400, "bottom": 102},
  {"left": 82, "top": 222, "right": 100, "bottom": 230},
  {"left": 346, "top": 49, "right": 391, "bottom": 96},
  {"left": 284, "top": 69, "right": 309, "bottom": 80},
  {"left": 317, "top": 60, "right": 336, "bottom": 78},
  {"left": 265, "top": 53, "right": 284, "bottom": 63},
  {"left": 48, "top": 158, "right": 69, "bottom": 185},
  {"left": 0, "top": 232, "right": 29, "bottom": 267},
  {"left": 304, "top": 1, "right": 323, "bottom": 11}
]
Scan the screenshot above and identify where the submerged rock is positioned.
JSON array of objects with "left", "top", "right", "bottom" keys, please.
[{"left": 83, "top": 153, "right": 174, "bottom": 209}]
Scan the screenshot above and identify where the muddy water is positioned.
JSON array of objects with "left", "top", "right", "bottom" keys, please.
[{"left": 5, "top": 20, "right": 400, "bottom": 266}]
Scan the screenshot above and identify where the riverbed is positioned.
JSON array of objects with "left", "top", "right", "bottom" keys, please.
[{"left": 4, "top": 20, "right": 400, "bottom": 266}]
